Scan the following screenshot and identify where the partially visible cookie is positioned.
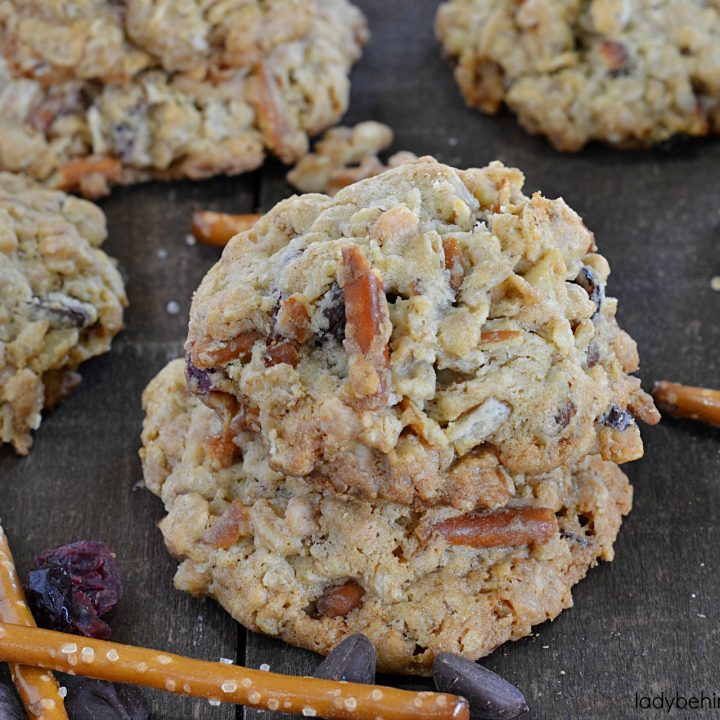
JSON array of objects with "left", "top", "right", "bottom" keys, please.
[
  {"left": 186, "top": 158, "right": 658, "bottom": 511},
  {"left": 436, "top": 0, "right": 720, "bottom": 150},
  {"left": 0, "top": 173, "right": 126, "bottom": 454},
  {"left": 0, "top": 0, "right": 367, "bottom": 197},
  {"left": 141, "top": 358, "right": 632, "bottom": 675}
]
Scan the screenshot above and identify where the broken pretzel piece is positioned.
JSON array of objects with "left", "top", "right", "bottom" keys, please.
[
  {"left": 192, "top": 211, "right": 261, "bottom": 248},
  {"left": 190, "top": 331, "right": 264, "bottom": 369},
  {"left": 202, "top": 501, "right": 251, "bottom": 549},
  {"left": 422, "top": 506, "right": 558, "bottom": 549},
  {"left": 264, "top": 339, "right": 300, "bottom": 368},
  {"left": 0, "top": 525, "right": 68, "bottom": 720},
  {"left": 316, "top": 580, "right": 366, "bottom": 619},
  {"left": 652, "top": 381, "right": 720, "bottom": 427},
  {"left": 247, "top": 63, "right": 307, "bottom": 164},
  {"left": 0, "top": 623, "right": 469, "bottom": 720},
  {"left": 55, "top": 156, "right": 123, "bottom": 199},
  {"left": 442, "top": 237, "right": 464, "bottom": 292},
  {"left": 341, "top": 246, "right": 391, "bottom": 409},
  {"left": 205, "top": 429, "right": 241, "bottom": 469}
]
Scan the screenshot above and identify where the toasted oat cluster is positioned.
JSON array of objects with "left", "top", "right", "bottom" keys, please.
[
  {"left": 0, "top": 173, "right": 126, "bottom": 454},
  {"left": 287, "top": 121, "right": 417, "bottom": 195},
  {"left": 186, "top": 158, "right": 658, "bottom": 510},
  {"left": 141, "top": 359, "right": 632, "bottom": 674},
  {"left": 0, "top": 0, "right": 367, "bottom": 197},
  {"left": 436, "top": 0, "right": 720, "bottom": 150}
]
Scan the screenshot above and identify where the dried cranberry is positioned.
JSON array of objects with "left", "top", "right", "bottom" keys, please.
[
  {"left": 185, "top": 356, "right": 214, "bottom": 394},
  {"left": 63, "top": 677, "right": 148, "bottom": 720},
  {"left": 599, "top": 405, "right": 634, "bottom": 431},
  {"left": 26, "top": 541, "right": 122, "bottom": 639}
]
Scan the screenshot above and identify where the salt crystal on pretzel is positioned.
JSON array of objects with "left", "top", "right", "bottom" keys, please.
[
  {"left": 0, "top": 525, "right": 68, "bottom": 720},
  {"left": 0, "top": 623, "right": 469, "bottom": 720}
]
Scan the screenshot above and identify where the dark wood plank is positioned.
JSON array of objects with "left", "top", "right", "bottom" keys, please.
[{"left": 1, "top": 175, "right": 258, "bottom": 719}]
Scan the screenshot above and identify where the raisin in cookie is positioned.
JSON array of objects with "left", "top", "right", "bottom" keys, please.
[
  {"left": 141, "top": 358, "right": 632, "bottom": 675},
  {"left": 436, "top": 0, "right": 720, "bottom": 151},
  {"left": 0, "top": 0, "right": 367, "bottom": 197},
  {"left": 186, "top": 158, "right": 658, "bottom": 510},
  {"left": 0, "top": 173, "right": 126, "bottom": 454}
]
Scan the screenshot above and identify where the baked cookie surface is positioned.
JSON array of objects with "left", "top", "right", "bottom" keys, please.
[
  {"left": 141, "top": 358, "right": 632, "bottom": 675},
  {"left": 186, "top": 158, "right": 657, "bottom": 510},
  {"left": 0, "top": 173, "right": 126, "bottom": 454},
  {"left": 436, "top": 0, "right": 720, "bottom": 150},
  {"left": 0, "top": 0, "right": 367, "bottom": 196}
]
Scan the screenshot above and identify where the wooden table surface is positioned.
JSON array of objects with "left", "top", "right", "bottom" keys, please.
[{"left": 2, "top": 2, "right": 719, "bottom": 718}]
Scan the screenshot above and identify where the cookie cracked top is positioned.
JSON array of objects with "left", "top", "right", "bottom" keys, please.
[
  {"left": 436, "top": 0, "right": 720, "bottom": 150},
  {"left": 186, "top": 158, "right": 658, "bottom": 510},
  {"left": 0, "top": 172, "right": 126, "bottom": 454}
]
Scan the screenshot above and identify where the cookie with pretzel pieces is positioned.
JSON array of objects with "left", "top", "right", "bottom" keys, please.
[
  {"left": 0, "top": 172, "right": 126, "bottom": 454},
  {"left": 185, "top": 158, "right": 658, "bottom": 511},
  {"left": 436, "top": 0, "right": 720, "bottom": 151},
  {"left": 0, "top": 0, "right": 366, "bottom": 197},
  {"left": 142, "top": 358, "right": 632, "bottom": 675}
]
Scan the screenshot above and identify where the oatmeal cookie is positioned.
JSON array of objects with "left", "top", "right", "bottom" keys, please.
[
  {"left": 0, "top": 173, "right": 126, "bottom": 454},
  {"left": 141, "top": 358, "right": 632, "bottom": 675},
  {"left": 436, "top": 0, "right": 720, "bottom": 150},
  {"left": 0, "top": 0, "right": 367, "bottom": 197},
  {"left": 186, "top": 158, "right": 657, "bottom": 510}
]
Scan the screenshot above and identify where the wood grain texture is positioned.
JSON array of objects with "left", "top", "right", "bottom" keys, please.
[{"left": 3, "top": 1, "right": 720, "bottom": 719}]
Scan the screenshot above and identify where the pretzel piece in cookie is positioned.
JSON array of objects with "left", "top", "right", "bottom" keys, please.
[
  {"left": 0, "top": 624, "right": 469, "bottom": 720},
  {"left": 422, "top": 507, "right": 558, "bottom": 549},
  {"left": 0, "top": 526, "right": 68, "bottom": 720},
  {"left": 340, "top": 246, "right": 391, "bottom": 409},
  {"left": 56, "top": 156, "right": 123, "bottom": 199}
]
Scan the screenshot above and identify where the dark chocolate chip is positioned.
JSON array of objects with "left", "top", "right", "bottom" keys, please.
[
  {"left": 432, "top": 652, "right": 528, "bottom": 720},
  {"left": 317, "top": 283, "right": 346, "bottom": 343},
  {"left": 599, "top": 404, "right": 634, "bottom": 431},
  {"left": 63, "top": 677, "right": 148, "bottom": 720},
  {"left": 0, "top": 683, "right": 24, "bottom": 720},
  {"left": 30, "top": 293, "right": 96, "bottom": 329},
  {"left": 560, "top": 530, "right": 592, "bottom": 548},
  {"left": 573, "top": 267, "right": 604, "bottom": 315},
  {"left": 314, "top": 634, "right": 377, "bottom": 684}
]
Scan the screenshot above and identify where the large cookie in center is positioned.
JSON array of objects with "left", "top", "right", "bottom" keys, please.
[{"left": 186, "top": 158, "right": 657, "bottom": 510}]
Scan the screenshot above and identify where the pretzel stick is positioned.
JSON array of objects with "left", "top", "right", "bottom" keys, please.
[
  {"left": 192, "top": 211, "right": 261, "bottom": 247},
  {"left": 0, "top": 624, "right": 469, "bottom": 720},
  {"left": 652, "top": 381, "right": 720, "bottom": 426},
  {"left": 0, "top": 526, "right": 68, "bottom": 720}
]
